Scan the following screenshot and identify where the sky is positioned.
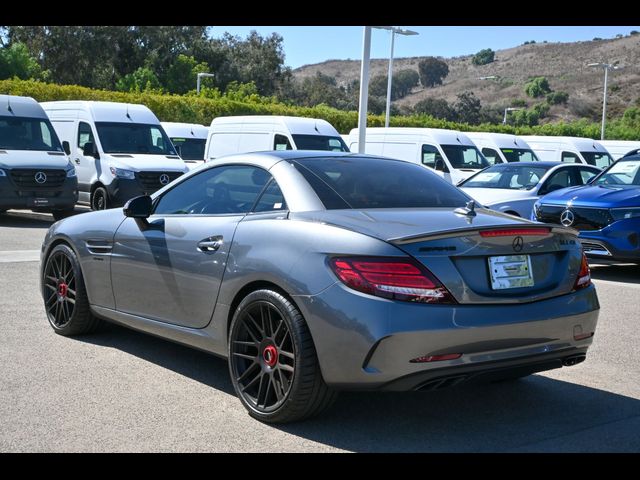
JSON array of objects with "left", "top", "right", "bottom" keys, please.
[{"left": 211, "top": 26, "right": 640, "bottom": 69}]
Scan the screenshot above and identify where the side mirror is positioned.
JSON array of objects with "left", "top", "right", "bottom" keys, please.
[
  {"left": 123, "top": 195, "right": 153, "bottom": 219},
  {"left": 82, "top": 142, "right": 99, "bottom": 159},
  {"left": 62, "top": 141, "right": 71, "bottom": 155},
  {"left": 434, "top": 159, "right": 449, "bottom": 173}
]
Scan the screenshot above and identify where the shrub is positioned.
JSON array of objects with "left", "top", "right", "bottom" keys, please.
[
  {"left": 525, "top": 76, "right": 551, "bottom": 98},
  {"left": 472, "top": 49, "right": 495, "bottom": 66},
  {"left": 546, "top": 91, "right": 569, "bottom": 105}
]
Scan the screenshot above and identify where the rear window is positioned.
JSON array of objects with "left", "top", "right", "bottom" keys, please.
[{"left": 291, "top": 157, "right": 469, "bottom": 209}]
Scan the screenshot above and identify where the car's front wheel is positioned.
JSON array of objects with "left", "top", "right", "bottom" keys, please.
[
  {"left": 228, "top": 289, "right": 337, "bottom": 423},
  {"left": 42, "top": 244, "right": 102, "bottom": 336}
]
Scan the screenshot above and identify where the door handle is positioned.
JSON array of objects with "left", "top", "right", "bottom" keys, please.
[
  {"left": 197, "top": 236, "right": 223, "bottom": 252},
  {"left": 74, "top": 158, "right": 81, "bottom": 164}
]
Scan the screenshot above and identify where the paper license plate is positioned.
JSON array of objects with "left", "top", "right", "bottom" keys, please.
[{"left": 488, "top": 255, "right": 534, "bottom": 290}]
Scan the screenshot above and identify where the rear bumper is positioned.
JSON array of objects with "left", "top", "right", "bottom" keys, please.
[
  {"left": 295, "top": 283, "right": 599, "bottom": 390},
  {"left": 0, "top": 176, "right": 78, "bottom": 211}
]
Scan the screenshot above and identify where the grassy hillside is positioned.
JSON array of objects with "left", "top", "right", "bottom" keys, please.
[{"left": 294, "top": 34, "right": 640, "bottom": 123}]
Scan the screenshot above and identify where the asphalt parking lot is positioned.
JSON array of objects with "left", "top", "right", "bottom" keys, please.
[{"left": 1, "top": 209, "right": 639, "bottom": 452}]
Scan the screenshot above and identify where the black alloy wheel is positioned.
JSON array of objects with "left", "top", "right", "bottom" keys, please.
[
  {"left": 91, "top": 187, "right": 108, "bottom": 211},
  {"left": 43, "top": 244, "right": 102, "bottom": 335},
  {"left": 228, "top": 290, "right": 337, "bottom": 423}
]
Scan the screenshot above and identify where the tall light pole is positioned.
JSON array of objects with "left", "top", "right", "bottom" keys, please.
[
  {"left": 588, "top": 62, "right": 624, "bottom": 140},
  {"left": 503, "top": 107, "right": 522, "bottom": 125},
  {"left": 374, "top": 26, "right": 419, "bottom": 128},
  {"left": 357, "top": 27, "right": 372, "bottom": 154},
  {"left": 196, "top": 72, "right": 215, "bottom": 94}
]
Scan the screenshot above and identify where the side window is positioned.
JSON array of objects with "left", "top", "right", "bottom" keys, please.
[
  {"left": 274, "top": 134, "right": 292, "bottom": 151},
  {"left": 154, "top": 165, "right": 272, "bottom": 215},
  {"left": 78, "top": 122, "right": 95, "bottom": 149},
  {"left": 40, "top": 123, "right": 53, "bottom": 148},
  {"left": 253, "top": 180, "right": 287, "bottom": 212},
  {"left": 578, "top": 168, "right": 598, "bottom": 184},
  {"left": 421, "top": 144, "right": 443, "bottom": 169},
  {"left": 561, "top": 151, "right": 580, "bottom": 163},
  {"left": 482, "top": 148, "right": 500, "bottom": 165},
  {"left": 542, "top": 168, "right": 574, "bottom": 193}
]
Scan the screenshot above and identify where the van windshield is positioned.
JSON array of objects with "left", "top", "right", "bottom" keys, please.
[
  {"left": 0, "top": 116, "right": 63, "bottom": 152},
  {"left": 95, "top": 122, "right": 177, "bottom": 155},
  {"left": 291, "top": 135, "right": 349, "bottom": 152},
  {"left": 580, "top": 151, "right": 614, "bottom": 169},
  {"left": 170, "top": 137, "right": 206, "bottom": 160},
  {"left": 440, "top": 145, "right": 489, "bottom": 169},
  {"left": 500, "top": 148, "right": 540, "bottom": 162}
]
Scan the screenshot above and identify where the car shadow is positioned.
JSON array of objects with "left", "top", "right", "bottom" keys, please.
[
  {"left": 0, "top": 208, "right": 90, "bottom": 228},
  {"left": 590, "top": 263, "right": 640, "bottom": 285},
  {"left": 76, "top": 323, "right": 640, "bottom": 452}
]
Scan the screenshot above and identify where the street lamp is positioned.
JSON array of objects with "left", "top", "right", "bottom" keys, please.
[
  {"left": 374, "top": 26, "right": 419, "bottom": 128},
  {"left": 588, "top": 62, "right": 624, "bottom": 140},
  {"left": 196, "top": 72, "right": 215, "bottom": 94},
  {"left": 503, "top": 107, "right": 522, "bottom": 125},
  {"left": 357, "top": 27, "right": 372, "bottom": 154}
]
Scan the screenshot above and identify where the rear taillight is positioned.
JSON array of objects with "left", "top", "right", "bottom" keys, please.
[
  {"left": 574, "top": 252, "right": 591, "bottom": 290},
  {"left": 329, "top": 256, "right": 456, "bottom": 304}
]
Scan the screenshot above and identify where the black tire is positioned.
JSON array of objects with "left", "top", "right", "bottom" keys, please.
[
  {"left": 91, "top": 186, "right": 109, "bottom": 211},
  {"left": 42, "top": 243, "right": 103, "bottom": 336},
  {"left": 228, "top": 289, "right": 337, "bottom": 423},
  {"left": 51, "top": 209, "right": 75, "bottom": 221}
]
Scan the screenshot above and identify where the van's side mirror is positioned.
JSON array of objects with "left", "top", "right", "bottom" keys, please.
[
  {"left": 434, "top": 159, "right": 449, "bottom": 173},
  {"left": 62, "top": 141, "right": 70, "bottom": 155},
  {"left": 82, "top": 142, "right": 99, "bottom": 159},
  {"left": 123, "top": 195, "right": 153, "bottom": 219}
]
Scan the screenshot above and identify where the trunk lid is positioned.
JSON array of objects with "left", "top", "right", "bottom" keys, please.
[{"left": 291, "top": 208, "right": 583, "bottom": 304}]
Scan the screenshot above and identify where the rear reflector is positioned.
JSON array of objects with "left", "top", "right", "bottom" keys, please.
[
  {"left": 410, "top": 353, "right": 462, "bottom": 363},
  {"left": 574, "top": 332, "right": 594, "bottom": 341},
  {"left": 480, "top": 228, "right": 551, "bottom": 237},
  {"left": 329, "top": 256, "right": 456, "bottom": 304},
  {"left": 573, "top": 252, "right": 591, "bottom": 290}
]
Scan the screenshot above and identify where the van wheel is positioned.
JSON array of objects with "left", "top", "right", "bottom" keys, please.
[
  {"left": 52, "top": 209, "right": 75, "bottom": 221},
  {"left": 91, "top": 187, "right": 109, "bottom": 211}
]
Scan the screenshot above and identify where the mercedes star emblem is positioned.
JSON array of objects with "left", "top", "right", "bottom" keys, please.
[
  {"left": 560, "top": 209, "right": 575, "bottom": 227},
  {"left": 512, "top": 236, "right": 524, "bottom": 252},
  {"left": 34, "top": 171, "right": 47, "bottom": 184},
  {"left": 159, "top": 174, "right": 170, "bottom": 185}
]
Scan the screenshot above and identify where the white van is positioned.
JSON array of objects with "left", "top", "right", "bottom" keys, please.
[
  {"left": 42, "top": 101, "right": 189, "bottom": 210},
  {"left": 0, "top": 95, "right": 77, "bottom": 220},
  {"left": 520, "top": 135, "right": 613, "bottom": 169},
  {"left": 161, "top": 122, "right": 208, "bottom": 168},
  {"left": 204, "top": 115, "right": 349, "bottom": 160},
  {"left": 465, "top": 132, "right": 540, "bottom": 165},
  {"left": 598, "top": 140, "right": 640, "bottom": 160},
  {"left": 347, "top": 127, "right": 490, "bottom": 185}
]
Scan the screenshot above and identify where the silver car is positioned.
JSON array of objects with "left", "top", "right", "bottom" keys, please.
[
  {"left": 460, "top": 161, "right": 602, "bottom": 218},
  {"left": 40, "top": 152, "right": 600, "bottom": 423}
]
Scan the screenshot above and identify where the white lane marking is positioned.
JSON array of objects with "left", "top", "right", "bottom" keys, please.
[
  {"left": 0, "top": 250, "right": 41, "bottom": 263},
  {"left": 593, "top": 278, "right": 640, "bottom": 290}
]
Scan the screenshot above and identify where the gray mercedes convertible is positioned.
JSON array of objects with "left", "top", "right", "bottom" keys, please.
[{"left": 40, "top": 151, "right": 599, "bottom": 423}]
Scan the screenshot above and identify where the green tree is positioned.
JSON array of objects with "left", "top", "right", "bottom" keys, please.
[
  {"left": 393, "top": 69, "right": 419, "bottom": 98},
  {"left": 0, "top": 42, "right": 44, "bottom": 80},
  {"left": 454, "top": 91, "right": 482, "bottom": 124},
  {"left": 472, "top": 48, "right": 495, "bottom": 66},
  {"left": 115, "top": 67, "right": 162, "bottom": 93},
  {"left": 413, "top": 97, "right": 455, "bottom": 120},
  {"left": 524, "top": 76, "right": 551, "bottom": 98},
  {"left": 418, "top": 57, "right": 449, "bottom": 88},
  {"left": 164, "top": 54, "right": 210, "bottom": 94},
  {"left": 368, "top": 74, "right": 388, "bottom": 97}
]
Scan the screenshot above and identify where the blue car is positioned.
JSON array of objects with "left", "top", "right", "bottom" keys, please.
[{"left": 533, "top": 154, "right": 640, "bottom": 263}]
